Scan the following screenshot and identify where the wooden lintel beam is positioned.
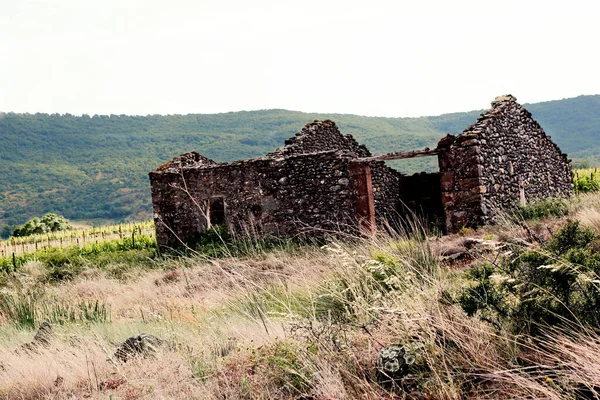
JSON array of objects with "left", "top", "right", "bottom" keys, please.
[{"left": 356, "top": 148, "right": 439, "bottom": 162}]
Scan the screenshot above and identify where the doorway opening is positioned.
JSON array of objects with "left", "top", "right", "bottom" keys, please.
[{"left": 208, "top": 197, "right": 226, "bottom": 227}]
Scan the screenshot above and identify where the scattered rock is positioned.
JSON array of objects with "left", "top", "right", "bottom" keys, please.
[
  {"left": 99, "top": 377, "right": 126, "bottom": 391},
  {"left": 114, "top": 333, "right": 166, "bottom": 362},
  {"left": 463, "top": 237, "right": 484, "bottom": 248},
  {"left": 155, "top": 269, "right": 183, "bottom": 285},
  {"left": 19, "top": 322, "right": 53, "bottom": 354}
]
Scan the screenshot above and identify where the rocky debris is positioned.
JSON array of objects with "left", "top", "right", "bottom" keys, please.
[
  {"left": 19, "top": 322, "right": 53, "bottom": 354},
  {"left": 491, "top": 94, "right": 517, "bottom": 105},
  {"left": 377, "top": 344, "right": 412, "bottom": 381},
  {"left": 438, "top": 236, "right": 511, "bottom": 264},
  {"left": 99, "top": 378, "right": 126, "bottom": 391},
  {"left": 114, "top": 333, "right": 166, "bottom": 362},
  {"left": 157, "top": 151, "right": 217, "bottom": 172},
  {"left": 440, "top": 245, "right": 473, "bottom": 263}
]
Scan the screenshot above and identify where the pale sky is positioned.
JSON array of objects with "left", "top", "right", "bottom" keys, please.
[{"left": 1, "top": 0, "right": 599, "bottom": 118}]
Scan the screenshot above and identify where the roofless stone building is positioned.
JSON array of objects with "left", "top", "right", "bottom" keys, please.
[{"left": 149, "top": 95, "right": 573, "bottom": 248}]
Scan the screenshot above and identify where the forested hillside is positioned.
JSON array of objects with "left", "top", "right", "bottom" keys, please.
[{"left": 1, "top": 95, "right": 599, "bottom": 234}]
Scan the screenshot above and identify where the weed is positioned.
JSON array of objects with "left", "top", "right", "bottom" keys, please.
[
  {"left": 0, "top": 292, "right": 110, "bottom": 328},
  {"left": 517, "top": 197, "right": 570, "bottom": 220}
]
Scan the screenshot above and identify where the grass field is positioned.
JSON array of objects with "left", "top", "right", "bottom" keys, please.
[{"left": 1, "top": 193, "right": 600, "bottom": 398}]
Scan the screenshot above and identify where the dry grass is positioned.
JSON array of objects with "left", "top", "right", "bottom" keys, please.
[
  {"left": 577, "top": 207, "right": 600, "bottom": 235},
  {"left": 3, "top": 199, "right": 600, "bottom": 398}
]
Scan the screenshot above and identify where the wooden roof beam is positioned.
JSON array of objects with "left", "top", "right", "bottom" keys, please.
[{"left": 355, "top": 147, "right": 439, "bottom": 162}]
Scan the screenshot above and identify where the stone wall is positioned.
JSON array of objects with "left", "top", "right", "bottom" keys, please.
[
  {"left": 150, "top": 150, "right": 367, "bottom": 247},
  {"left": 150, "top": 119, "right": 407, "bottom": 247},
  {"left": 370, "top": 161, "right": 402, "bottom": 222},
  {"left": 438, "top": 95, "right": 573, "bottom": 231},
  {"left": 267, "top": 120, "right": 371, "bottom": 158}
]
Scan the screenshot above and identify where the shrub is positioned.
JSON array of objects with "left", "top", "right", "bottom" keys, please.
[
  {"left": 12, "top": 213, "right": 73, "bottom": 237},
  {"left": 458, "top": 220, "right": 600, "bottom": 334},
  {"left": 517, "top": 198, "right": 570, "bottom": 220}
]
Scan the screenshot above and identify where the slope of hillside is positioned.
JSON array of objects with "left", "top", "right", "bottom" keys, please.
[{"left": 1, "top": 95, "right": 598, "bottom": 232}]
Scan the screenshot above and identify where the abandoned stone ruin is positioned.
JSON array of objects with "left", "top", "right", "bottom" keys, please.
[{"left": 149, "top": 95, "right": 573, "bottom": 248}]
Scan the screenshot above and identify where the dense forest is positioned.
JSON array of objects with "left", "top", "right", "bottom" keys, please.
[{"left": 1, "top": 95, "right": 599, "bottom": 235}]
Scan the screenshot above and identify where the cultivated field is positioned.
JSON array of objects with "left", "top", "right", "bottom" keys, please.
[{"left": 0, "top": 221, "right": 154, "bottom": 258}]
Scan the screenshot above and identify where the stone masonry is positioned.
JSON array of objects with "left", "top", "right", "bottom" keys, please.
[
  {"left": 149, "top": 121, "right": 401, "bottom": 248},
  {"left": 149, "top": 95, "right": 573, "bottom": 248},
  {"left": 438, "top": 95, "right": 573, "bottom": 230}
]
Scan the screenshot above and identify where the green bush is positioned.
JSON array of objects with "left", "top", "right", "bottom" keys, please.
[
  {"left": 258, "top": 340, "right": 314, "bottom": 396},
  {"left": 517, "top": 198, "right": 570, "bottom": 220},
  {"left": 458, "top": 220, "right": 600, "bottom": 334},
  {"left": 12, "top": 213, "right": 73, "bottom": 237}
]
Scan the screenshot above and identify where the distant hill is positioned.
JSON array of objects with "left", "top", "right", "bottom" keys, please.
[{"left": 1, "top": 95, "right": 599, "bottom": 235}]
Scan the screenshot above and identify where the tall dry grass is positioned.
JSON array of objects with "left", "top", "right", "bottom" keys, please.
[{"left": 2, "top": 206, "right": 600, "bottom": 398}]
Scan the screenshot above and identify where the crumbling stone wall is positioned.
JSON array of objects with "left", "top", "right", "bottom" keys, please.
[
  {"left": 438, "top": 95, "right": 573, "bottom": 231},
  {"left": 267, "top": 120, "right": 371, "bottom": 158},
  {"left": 150, "top": 120, "right": 403, "bottom": 247},
  {"left": 150, "top": 150, "right": 366, "bottom": 247},
  {"left": 370, "top": 161, "right": 402, "bottom": 221},
  {"left": 156, "top": 151, "right": 216, "bottom": 171}
]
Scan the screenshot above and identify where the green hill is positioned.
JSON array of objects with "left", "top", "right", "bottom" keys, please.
[{"left": 1, "top": 95, "right": 599, "bottom": 235}]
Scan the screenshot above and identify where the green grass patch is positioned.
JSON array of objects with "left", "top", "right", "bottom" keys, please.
[
  {"left": 188, "top": 226, "right": 320, "bottom": 260},
  {"left": 516, "top": 197, "right": 570, "bottom": 220},
  {"left": 0, "top": 292, "right": 110, "bottom": 329},
  {"left": 574, "top": 168, "right": 600, "bottom": 193}
]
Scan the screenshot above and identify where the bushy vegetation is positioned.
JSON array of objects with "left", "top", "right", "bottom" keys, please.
[
  {"left": 11, "top": 213, "right": 72, "bottom": 237},
  {"left": 458, "top": 220, "right": 600, "bottom": 334},
  {"left": 190, "top": 225, "right": 317, "bottom": 259},
  {"left": 516, "top": 197, "right": 571, "bottom": 220}
]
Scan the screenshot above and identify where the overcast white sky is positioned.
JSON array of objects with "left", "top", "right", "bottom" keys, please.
[{"left": 1, "top": 0, "right": 598, "bottom": 117}]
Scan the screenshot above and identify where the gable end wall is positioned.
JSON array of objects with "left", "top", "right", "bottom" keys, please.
[{"left": 438, "top": 100, "right": 573, "bottom": 232}]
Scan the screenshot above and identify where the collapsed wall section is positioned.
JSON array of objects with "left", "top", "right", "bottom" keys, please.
[{"left": 267, "top": 120, "right": 371, "bottom": 158}]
